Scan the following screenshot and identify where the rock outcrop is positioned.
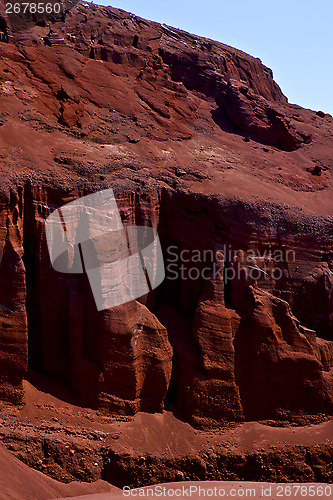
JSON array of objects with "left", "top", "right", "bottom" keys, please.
[
  {"left": 0, "top": 192, "right": 27, "bottom": 403},
  {"left": 234, "top": 286, "right": 333, "bottom": 420},
  {"left": 217, "top": 80, "right": 311, "bottom": 150},
  {"left": 0, "top": 1, "right": 333, "bottom": 426},
  {"left": 178, "top": 255, "right": 243, "bottom": 426}
]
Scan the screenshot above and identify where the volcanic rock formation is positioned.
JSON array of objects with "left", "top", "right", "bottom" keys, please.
[{"left": 0, "top": 0, "right": 333, "bottom": 430}]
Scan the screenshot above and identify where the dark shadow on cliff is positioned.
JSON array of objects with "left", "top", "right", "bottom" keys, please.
[
  {"left": 26, "top": 369, "right": 88, "bottom": 409},
  {"left": 233, "top": 316, "right": 275, "bottom": 422},
  {"left": 211, "top": 108, "right": 247, "bottom": 137}
]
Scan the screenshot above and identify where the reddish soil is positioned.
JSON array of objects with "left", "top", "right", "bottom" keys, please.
[
  {"left": 0, "top": 440, "right": 115, "bottom": 499},
  {"left": 1, "top": 376, "right": 333, "bottom": 492}
]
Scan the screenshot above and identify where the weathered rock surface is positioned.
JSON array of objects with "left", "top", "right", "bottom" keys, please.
[
  {"left": 234, "top": 286, "right": 333, "bottom": 420},
  {"left": 0, "top": 193, "right": 27, "bottom": 403},
  {"left": 0, "top": 1, "right": 333, "bottom": 428}
]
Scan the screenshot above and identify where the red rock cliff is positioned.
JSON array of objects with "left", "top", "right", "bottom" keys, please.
[{"left": 0, "top": 1, "right": 333, "bottom": 426}]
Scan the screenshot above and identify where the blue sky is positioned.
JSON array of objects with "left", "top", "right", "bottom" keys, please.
[{"left": 96, "top": 0, "right": 333, "bottom": 116}]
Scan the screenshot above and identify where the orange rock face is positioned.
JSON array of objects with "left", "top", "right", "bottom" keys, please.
[{"left": 0, "top": 1, "right": 333, "bottom": 426}]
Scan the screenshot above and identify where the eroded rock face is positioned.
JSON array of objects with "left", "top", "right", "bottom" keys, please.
[
  {"left": 1, "top": 179, "right": 333, "bottom": 424},
  {"left": 234, "top": 286, "right": 333, "bottom": 420},
  {"left": 179, "top": 256, "right": 244, "bottom": 426},
  {"left": 217, "top": 81, "right": 310, "bottom": 150},
  {"left": 0, "top": 193, "right": 27, "bottom": 403},
  {"left": 21, "top": 184, "right": 173, "bottom": 413},
  {"left": 156, "top": 191, "right": 333, "bottom": 424},
  {"left": 0, "top": 2, "right": 333, "bottom": 425},
  {"left": 0, "top": 0, "right": 312, "bottom": 149}
]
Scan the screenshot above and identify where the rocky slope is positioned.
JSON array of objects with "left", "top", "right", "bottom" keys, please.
[
  {"left": 0, "top": 439, "right": 115, "bottom": 498},
  {"left": 2, "top": 381, "right": 333, "bottom": 488},
  {"left": 0, "top": 0, "right": 333, "bottom": 440}
]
